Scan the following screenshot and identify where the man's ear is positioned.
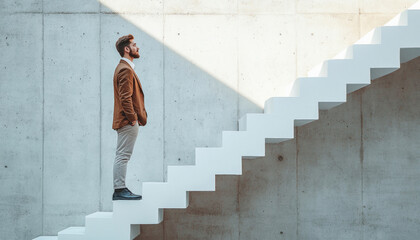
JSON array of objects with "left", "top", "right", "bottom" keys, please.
[{"left": 124, "top": 46, "right": 130, "bottom": 53}]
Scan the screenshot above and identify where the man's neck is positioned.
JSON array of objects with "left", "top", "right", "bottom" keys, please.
[
  {"left": 121, "top": 57, "right": 135, "bottom": 70},
  {"left": 123, "top": 55, "right": 134, "bottom": 62}
]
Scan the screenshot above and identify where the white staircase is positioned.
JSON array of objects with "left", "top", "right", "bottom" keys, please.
[{"left": 34, "top": 3, "right": 420, "bottom": 240}]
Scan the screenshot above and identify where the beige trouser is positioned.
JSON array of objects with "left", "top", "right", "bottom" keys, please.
[{"left": 114, "top": 123, "right": 139, "bottom": 189}]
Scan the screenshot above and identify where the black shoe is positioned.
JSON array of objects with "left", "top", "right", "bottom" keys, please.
[{"left": 112, "top": 188, "right": 142, "bottom": 200}]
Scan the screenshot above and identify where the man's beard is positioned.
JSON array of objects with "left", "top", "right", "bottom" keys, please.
[{"left": 129, "top": 48, "right": 140, "bottom": 59}]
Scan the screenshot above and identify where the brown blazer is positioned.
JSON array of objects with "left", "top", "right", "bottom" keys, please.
[{"left": 112, "top": 60, "right": 147, "bottom": 130}]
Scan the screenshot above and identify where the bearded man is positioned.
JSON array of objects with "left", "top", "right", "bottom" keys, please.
[{"left": 112, "top": 34, "right": 147, "bottom": 200}]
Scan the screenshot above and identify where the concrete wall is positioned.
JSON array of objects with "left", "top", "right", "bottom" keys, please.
[
  {"left": 0, "top": 0, "right": 419, "bottom": 239},
  {"left": 138, "top": 56, "right": 420, "bottom": 240}
]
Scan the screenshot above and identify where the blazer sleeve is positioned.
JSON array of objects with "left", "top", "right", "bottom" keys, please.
[{"left": 117, "top": 68, "right": 138, "bottom": 123}]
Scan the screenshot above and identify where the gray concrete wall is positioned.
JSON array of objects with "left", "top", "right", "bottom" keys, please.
[
  {"left": 138, "top": 55, "right": 420, "bottom": 240},
  {"left": 0, "top": 0, "right": 419, "bottom": 239}
]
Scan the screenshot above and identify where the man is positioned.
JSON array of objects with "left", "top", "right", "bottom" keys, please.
[{"left": 112, "top": 34, "right": 147, "bottom": 200}]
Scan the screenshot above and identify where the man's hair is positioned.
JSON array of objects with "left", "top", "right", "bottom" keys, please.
[{"left": 115, "top": 34, "right": 134, "bottom": 57}]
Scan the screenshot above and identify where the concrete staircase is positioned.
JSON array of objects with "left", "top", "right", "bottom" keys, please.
[{"left": 34, "top": 3, "right": 420, "bottom": 240}]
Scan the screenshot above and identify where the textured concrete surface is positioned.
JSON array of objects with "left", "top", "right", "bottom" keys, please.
[
  {"left": 43, "top": 0, "right": 99, "bottom": 13},
  {"left": 238, "top": 15, "right": 296, "bottom": 115},
  {"left": 360, "top": 0, "right": 417, "bottom": 13},
  {"left": 296, "top": 14, "right": 360, "bottom": 77},
  {"left": 163, "top": 175, "right": 240, "bottom": 239},
  {"left": 297, "top": 0, "right": 358, "bottom": 13},
  {"left": 138, "top": 54, "right": 420, "bottom": 240},
  {"left": 164, "top": 0, "right": 237, "bottom": 14},
  {"left": 359, "top": 14, "right": 396, "bottom": 36},
  {"left": 239, "top": 140, "right": 297, "bottom": 240},
  {"left": 238, "top": 0, "right": 295, "bottom": 14},
  {"left": 1, "top": 0, "right": 420, "bottom": 239},
  {"left": 0, "top": 0, "right": 42, "bottom": 13},
  {"left": 0, "top": 13, "right": 43, "bottom": 240},
  {"left": 43, "top": 14, "right": 101, "bottom": 234},
  {"left": 362, "top": 57, "right": 420, "bottom": 240},
  {"left": 163, "top": 15, "right": 239, "bottom": 170},
  {"left": 297, "top": 93, "right": 362, "bottom": 240},
  {"left": 99, "top": 0, "right": 162, "bottom": 14}
]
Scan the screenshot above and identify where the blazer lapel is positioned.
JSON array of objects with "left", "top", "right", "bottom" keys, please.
[
  {"left": 133, "top": 71, "right": 143, "bottom": 91},
  {"left": 120, "top": 59, "right": 143, "bottom": 92}
]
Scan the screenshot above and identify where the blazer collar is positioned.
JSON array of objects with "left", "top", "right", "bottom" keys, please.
[{"left": 119, "top": 59, "right": 133, "bottom": 70}]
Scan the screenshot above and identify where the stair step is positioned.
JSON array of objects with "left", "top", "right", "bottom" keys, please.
[
  {"left": 222, "top": 131, "right": 265, "bottom": 158},
  {"left": 292, "top": 77, "right": 347, "bottom": 107},
  {"left": 58, "top": 227, "right": 85, "bottom": 240},
  {"left": 355, "top": 28, "right": 381, "bottom": 45},
  {"left": 85, "top": 212, "right": 114, "bottom": 238},
  {"left": 86, "top": 211, "right": 113, "bottom": 219},
  {"left": 407, "top": 9, "right": 420, "bottom": 25},
  {"left": 238, "top": 113, "right": 294, "bottom": 140},
  {"left": 167, "top": 165, "right": 215, "bottom": 191},
  {"left": 264, "top": 97, "right": 319, "bottom": 120},
  {"left": 113, "top": 201, "right": 163, "bottom": 224},
  {"left": 32, "top": 5, "right": 420, "bottom": 240},
  {"left": 195, "top": 147, "right": 242, "bottom": 174},
  {"left": 142, "top": 182, "right": 189, "bottom": 208}
]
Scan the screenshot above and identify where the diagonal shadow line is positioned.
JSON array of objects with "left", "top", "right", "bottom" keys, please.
[
  {"left": 97, "top": 0, "right": 263, "bottom": 213},
  {"left": 40, "top": 0, "right": 263, "bottom": 237}
]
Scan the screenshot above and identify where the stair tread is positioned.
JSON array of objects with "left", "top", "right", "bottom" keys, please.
[
  {"left": 86, "top": 211, "right": 113, "bottom": 219},
  {"left": 32, "top": 5, "right": 420, "bottom": 239},
  {"left": 58, "top": 226, "right": 85, "bottom": 235}
]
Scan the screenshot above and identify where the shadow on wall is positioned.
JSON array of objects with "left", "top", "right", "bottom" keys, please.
[
  {"left": 0, "top": 0, "right": 263, "bottom": 238},
  {"left": 0, "top": 1, "right": 264, "bottom": 238},
  {"left": 136, "top": 56, "right": 420, "bottom": 240},
  {"left": 98, "top": 2, "right": 262, "bottom": 212}
]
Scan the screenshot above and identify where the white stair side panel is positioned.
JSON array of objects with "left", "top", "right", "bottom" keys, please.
[
  {"left": 355, "top": 28, "right": 382, "bottom": 45},
  {"left": 325, "top": 59, "right": 371, "bottom": 93},
  {"left": 370, "top": 67, "right": 400, "bottom": 80},
  {"left": 308, "top": 61, "right": 328, "bottom": 77},
  {"left": 264, "top": 97, "right": 319, "bottom": 122},
  {"left": 85, "top": 217, "right": 139, "bottom": 240},
  {"left": 33, "top": 237, "right": 58, "bottom": 240},
  {"left": 84, "top": 212, "right": 116, "bottom": 240},
  {"left": 58, "top": 227, "right": 85, "bottom": 240},
  {"left": 293, "top": 77, "right": 347, "bottom": 108},
  {"left": 407, "top": 9, "right": 420, "bottom": 26},
  {"left": 289, "top": 78, "right": 300, "bottom": 97},
  {"left": 238, "top": 115, "right": 247, "bottom": 131},
  {"left": 195, "top": 147, "right": 242, "bottom": 174},
  {"left": 113, "top": 201, "right": 163, "bottom": 224},
  {"left": 380, "top": 26, "right": 412, "bottom": 46},
  {"left": 167, "top": 165, "right": 216, "bottom": 191},
  {"left": 130, "top": 224, "right": 141, "bottom": 240},
  {"left": 142, "top": 182, "right": 189, "bottom": 209},
  {"left": 352, "top": 44, "right": 401, "bottom": 69},
  {"left": 87, "top": 219, "right": 134, "bottom": 240},
  {"left": 332, "top": 46, "right": 354, "bottom": 59},
  {"left": 222, "top": 131, "right": 265, "bottom": 158},
  {"left": 324, "top": 57, "right": 402, "bottom": 91},
  {"left": 400, "top": 48, "right": 420, "bottom": 63},
  {"left": 326, "top": 59, "right": 370, "bottom": 82},
  {"left": 380, "top": 26, "right": 420, "bottom": 48},
  {"left": 349, "top": 45, "right": 400, "bottom": 80},
  {"left": 385, "top": 11, "right": 408, "bottom": 26},
  {"left": 239, "top": 113, "right": 294, "bottom": 140}
]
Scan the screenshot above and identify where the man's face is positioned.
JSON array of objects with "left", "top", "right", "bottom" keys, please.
[{"left": 127, "top": 40, "right": 140, "bottom": 58}]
